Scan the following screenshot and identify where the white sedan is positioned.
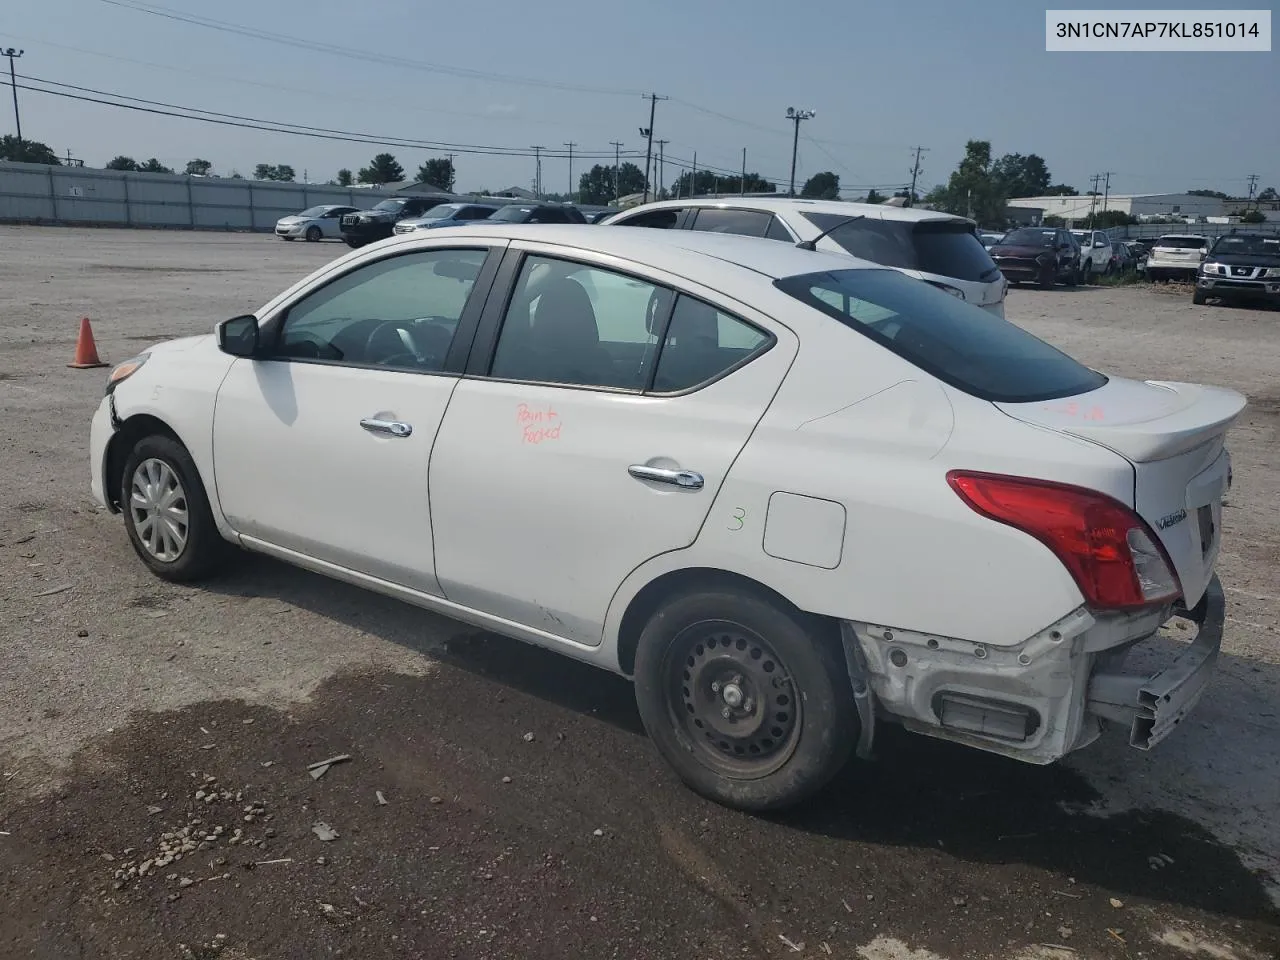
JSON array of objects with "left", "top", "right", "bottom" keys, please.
[
  {"left": 274, "top": 204, "right": 359, "bottom": 242},
  {"left": 89, "top": 224, "right": 1244, "bottom": 811}
]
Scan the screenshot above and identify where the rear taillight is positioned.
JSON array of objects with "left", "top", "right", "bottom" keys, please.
[{"left": 947, "top": 471, "right": 1181, "bottom": 610}]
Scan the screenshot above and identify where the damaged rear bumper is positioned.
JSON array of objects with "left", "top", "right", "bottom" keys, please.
[
  {"left": 846, "top": 575, "right": 1225, "bottom": 764},
  {"left": 1084, "top": 576, "right": 1224, "bottom": 750}
]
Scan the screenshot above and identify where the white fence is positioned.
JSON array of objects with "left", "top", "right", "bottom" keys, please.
[{"left": 0, "top": 161, "right": 404, "bottom": 231}]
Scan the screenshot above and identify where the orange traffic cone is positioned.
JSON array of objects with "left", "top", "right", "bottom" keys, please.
[{"left": 68, "top": 317, "right": 109, "bottom": 369}]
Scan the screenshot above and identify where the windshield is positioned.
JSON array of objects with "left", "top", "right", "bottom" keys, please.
[
  {"left": 774, "top": 268, "right": 1108, "bottom": 403},
  {"left": 297, "top": 206, "right": 330, "bottom": 218},
  {"left": 1154, "top": 236, "right": 1206, "bottom": 249},
  {"left": 420, "top": 204, "right": 463, "bottom": 220},
  {"left": 372, "top": 199, "right": 408, "bottom": 212},
  {"left": 1210, "top": 235, "right": 1280, "bottom": 257},
  {"left": 801, "top": 214, "right": 1000, "bottom": 283},
  {"left": 488, "top": 205, "right": 534, "bottom": 222},
  {"left": 1001, "top": 228, "right": 1057, "bottom": 247}
]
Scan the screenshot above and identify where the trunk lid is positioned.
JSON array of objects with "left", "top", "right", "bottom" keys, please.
[{"left": 996, "top": 377, "right": 1247, "bottom": 607}]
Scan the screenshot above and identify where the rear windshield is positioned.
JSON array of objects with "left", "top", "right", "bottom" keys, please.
[
  {"left": 774, "top": 268, "right": 1108, "bottom": 403},
  {"left": 800, "top": 213, "right": 1000, "bottom": 284},
  {"left": 1155, "top": 236, "right": 1207, "bottom": 249}
]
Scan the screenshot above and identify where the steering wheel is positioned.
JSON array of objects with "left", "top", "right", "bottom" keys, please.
[{"left": 364, "top": 320, "right": 440, "bottom": 368}]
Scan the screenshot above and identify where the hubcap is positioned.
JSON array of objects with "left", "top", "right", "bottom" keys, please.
[
  {"left": 668, "top": 622, "right": 802, "bottom": 779},
  {"left": 129, "top": 458, "right": 189, "bottom": 562}
]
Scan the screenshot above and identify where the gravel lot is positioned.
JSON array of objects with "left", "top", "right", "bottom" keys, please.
[{"left": 1, "top": 226, "right": 1278, "bottom": 960}]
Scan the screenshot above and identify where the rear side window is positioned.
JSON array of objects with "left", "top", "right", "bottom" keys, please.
[
  {"left": 801, "top": 214, "right": 999, "bottom": 283},
  {"left": 774, "top": 268, "right": 1108, "bottom": 403},
  {"left": 615, "top": 208, "right": 685, "bottom": 229},
  {"left": 689, "top": 208, "right": 773, "bottom": 238}
]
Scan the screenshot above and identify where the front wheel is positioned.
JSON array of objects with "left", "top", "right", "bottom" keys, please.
[
  {"left": 1192, "top": 288, "right": 1208, "bottom": 305},
  {"left": 120, "top": 434, "right": 230, "bottom": 582},
  {"left": 305, "top": 226, "right": 322, "bottom": 242},
  {"left": 344, "top": 237, "right": 366, "bottom": 249},
  {"left": 1079, "top": 261, "right": 1093, "bottom": 285},
  {"left": 633, "top": 587, "right": 857, "bottom": 811}
]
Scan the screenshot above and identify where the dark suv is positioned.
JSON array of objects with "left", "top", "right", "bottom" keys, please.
[
  {"left": 988, "top": 227, "right": 1081, "bottom": 288},
  {"left": 1193, "top": 232, "right": 1280, "bottom": 307},
  {"left": 340, "top": 195, "right": 456, "bottom": 247}
]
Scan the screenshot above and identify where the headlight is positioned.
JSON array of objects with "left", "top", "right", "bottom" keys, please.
[
  {"left": 1200, "top": 261, "right": 1223, "bottom": 274},
  {"left": 106, "top": 353, "right": 149, "bottom": 395},
  {"left": 1262, "top": 267, "right": 1280, "bottom": 278}
]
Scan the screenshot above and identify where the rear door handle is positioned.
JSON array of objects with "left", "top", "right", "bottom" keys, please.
[
  {"left": 628, "top": 464, "right": 704, "bottom": 489},
  {"left": 360, "top": 417, "right": 413, "bottom": 438}
]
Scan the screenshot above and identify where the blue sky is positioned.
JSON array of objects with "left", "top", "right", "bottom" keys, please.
[{"left": 4, "top": 0, "right": 1277, "bottom": 197}]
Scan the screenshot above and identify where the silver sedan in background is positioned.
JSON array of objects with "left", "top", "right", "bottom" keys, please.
[{"left": 274, "top": 204, "right": 360, "bottom": 241}]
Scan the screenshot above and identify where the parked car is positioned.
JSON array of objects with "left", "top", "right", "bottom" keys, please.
[
  {"left": 90, "top": 225, "right": 1242, "bottom": 811},
  {"left": 1109, "top": 241, "right": 1139, "bottom": 273},
  {"left": 601, "top": 198, "right": 1008, "bottom": 318},
  {"left": 274, "top": 205, "right": 359, "bottom": 242},
  {"left": 393, "top": 203, "right": 500, "bottom": 234},
  {"left": 582, "top": 207, "right": 621, "bottom": 223},
  {"left": 1192, "top": 232, "right": 1280, "bottom": 307},
  {"left": 1145, "top": 234, "right": 1210, "bottom": 282},
  {"left": 978, "top": 230, "right": 1005, "bottom": 249},
  {"left": 478, "top": 202, "right": 588, "bottom": 224},
  {"left": 988, "top": 227, "right": 1081, "bottom": 288},
  {"left": 1069, "top": 229, "right": 1114, "bottom": 280},
  {"left": 339, "top": 195, "right": 457, "bottom": 247}
]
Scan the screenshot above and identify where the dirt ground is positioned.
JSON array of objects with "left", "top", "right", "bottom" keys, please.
[{"left": 1, "top": 226, "right": 1278, "bottom": 960}]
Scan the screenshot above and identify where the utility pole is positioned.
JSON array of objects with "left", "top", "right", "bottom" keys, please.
[
  {"left": 1087, "top": 173, "right": 1102, "bottom": 223},
  {"left": 907, "top": 145, "right": 929, "bottom": 207},
  {"left": 530, "top": 145, "right": 545, "bottom": 199},
  {"left": 3, "top": 48, "right": 23, "bottom": 143},
  {"left": 691, "top": 151, "right": 697, "bottom": 198},
  {"left": 785, "top": 106, "right": 816, "bottom": 197},
  {"left": 563, "top": 142, "right": 576, "bottom": 202},
  {"left": 1101, "top": 171, "right": 1114, "bottom": 213},
  {"left": 609, "top": 141, "right": 623, "bottom": 203},
  {"left": 1246, "top": 173, "right": 1260, "bottom": 212},
  {"left": 654, "top": 140, "right": 668, "bottom": 198},
  {"left": 640, "top": 92, "right": 668, "bottom": 203},
  {"left": 741, "top": 148, "right": 747, "bottom": 195},
  {"left": 447, "top": 152, "right": 455, "bottom": 192}
]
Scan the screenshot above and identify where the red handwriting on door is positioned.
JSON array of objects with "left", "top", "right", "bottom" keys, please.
[{"left": 517, "top": 402, "right": 563, "bottom": 444}]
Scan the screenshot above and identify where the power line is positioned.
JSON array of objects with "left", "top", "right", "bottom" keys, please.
[{"left": 4, "top": 73, "right": 641, "bottom": 160}]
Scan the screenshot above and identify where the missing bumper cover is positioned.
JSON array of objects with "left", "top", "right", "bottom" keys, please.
[{"left": 934, "top": 692, "right": 1041, "bottom": 743}]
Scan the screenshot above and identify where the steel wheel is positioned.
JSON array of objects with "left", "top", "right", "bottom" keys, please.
[
  {"left": 666, "top": 620, "right": 802, "bottom": 779},
  {"left": 129, "top": 457, "right": 189, "bottom": 562}
]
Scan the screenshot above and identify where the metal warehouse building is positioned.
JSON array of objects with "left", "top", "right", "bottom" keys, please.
[{"left": 1006, "top": 193, "right": 1226, "bottom": 223}]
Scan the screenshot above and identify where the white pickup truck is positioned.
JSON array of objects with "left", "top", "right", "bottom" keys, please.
[{"left": 1070, "top": 229, "right": 1113, "bottom": 281}]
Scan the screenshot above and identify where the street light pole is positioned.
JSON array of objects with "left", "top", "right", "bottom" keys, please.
[
  {"left": 785, "top": 106, "right": 815, "bottom": 197},
  {"left": 3, "top": 48, "right": 23, "bottom": 143}
]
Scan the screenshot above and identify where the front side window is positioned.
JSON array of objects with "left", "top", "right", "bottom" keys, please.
[
  {"left": 774, "top": 267, "right": 1108, "bottom": 403},
  {"left": 274, "top": 249, "right": 489, "bottom": 372},
  {"left": 490, "top": 256, "right": 670, "bottom": 389},
  {"left": 689, "top": 208, "right": 774, "bottom": 238}
]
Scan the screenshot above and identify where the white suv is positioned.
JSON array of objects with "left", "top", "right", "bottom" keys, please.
[
  {"left": 1145, "top": 234, "right": 1210, "bottom": 282},
  {"left": 600, "top": 198, "right": 1008, "bottom": 318},
  {"left": 1069, "top": 229, "right": 1113, "bottom": 281}
]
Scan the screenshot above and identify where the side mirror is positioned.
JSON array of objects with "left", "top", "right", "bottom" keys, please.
[
  {"left": 1094, "top": 240, "right": 1107, "bottom": 248},
  {"left": 217, "top": 314, "right": 260, "bottom": 357}
]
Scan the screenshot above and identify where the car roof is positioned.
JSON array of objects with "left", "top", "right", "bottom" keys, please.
[
  {"left": 609, "top": 196, "right": 974, "bottom": 226},
  {"left": 386, "top": 222, "right": 879, "bottom": 280}
]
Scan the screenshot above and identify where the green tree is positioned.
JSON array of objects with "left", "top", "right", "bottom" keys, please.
[
  {"left": 990, "top": 152, "right": 1051, "bottom": 198},
  {"left": 417, "top": 157, "right": 456, "bottom": 192},
  {"left": 184, "top": 158, "right": 213, "bottom": 176},
  {"left": 106, "top": 156, "right": 140, "bottom": 171},
  {"left": 358, "top": 153, "right": 404, "bottom": 185},
  {"left": 0, "top": 136, "right": 61, "bottom": 164},
  {"left": 862, "top": 188, "right": 886, "bottom": 204},
  {"left": 139, "top": 158, "right": 175, "bottom": 174},
  {"left": 253, "top": 163, "right": 295, "bottom": 182},
  {"left": 336, "top": 168, "right": 354, "bottom": 186},
  {"left": 1188, "top": 189, "right": 1229, "bottom": 199},
  {"left": 669, "top": 169, "right": 774, "bottom": 198},
  {"left": 1241, "top": 210, "right": 1267, "bottom": 223},
  {"left": 1257, "top": 187, "right": 1277, "bottom": 201},
  {"left": 1081, "top": 210, "right": 1136, "bottom": 228},
  {"left": 801, "top": 171, "right": 840, "bottom": 200},
  {"left": 1043, "top": 183, "right": 1079, "bottom": 196},
  {"left": 578, "top": 162, "right": 644, "bottom": 204},
  {"left": 925, "top": 140, "right": 1005, "bottom": 227}
]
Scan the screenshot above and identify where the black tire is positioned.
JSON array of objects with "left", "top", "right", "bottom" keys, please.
[
  {"left": 120, "top": 434, "right": 230, "bottom": 583},
  {"left": 280, "top": 236, "right": 295, "bottom": 241},
  {"left": 1192, "top": 288, "right": 1208, "bottom": 305},
  {"left": 1063, "top": 265, "right": 1078, "bottom": 288},
  {"left": 1037, "top": 266, "right": 1055, "bottom": 290},
  {"left": 1079, "top": 261, "right": 1092, "bottom": 285},
  {"left": 633, "top": 586, "right": 857, "bottom": 812},
  {"left": 344, "top": 237, "right": 365, "bottom": 249},
  {"left": 305, "top": 226, "right": 322, "bottom": 242}
]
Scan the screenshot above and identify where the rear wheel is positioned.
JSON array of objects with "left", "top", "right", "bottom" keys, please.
[
  {"left": 120, "top": 434, "right": 230, "bottom": 582},
  {"left": 1079, "top": 260, "right": 1093, "bottom": 285},
  {"left": 633, "top": 586, "right": 857, "bottom": 811},
  {"left": 305, "top": 225, "right": 322, "bottom": 242}
]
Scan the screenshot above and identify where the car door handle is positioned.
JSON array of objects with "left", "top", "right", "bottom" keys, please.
[
  {"left": 360, "top": 417, "right": 413, "bottom": 438},
  {"left": 628, "top": 464, "right": 704, "bottom": 489}
]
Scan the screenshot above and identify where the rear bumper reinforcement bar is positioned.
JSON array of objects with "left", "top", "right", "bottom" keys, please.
[{"left": 1085, "top": 575, "right": 1224, "bottom": 750}]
